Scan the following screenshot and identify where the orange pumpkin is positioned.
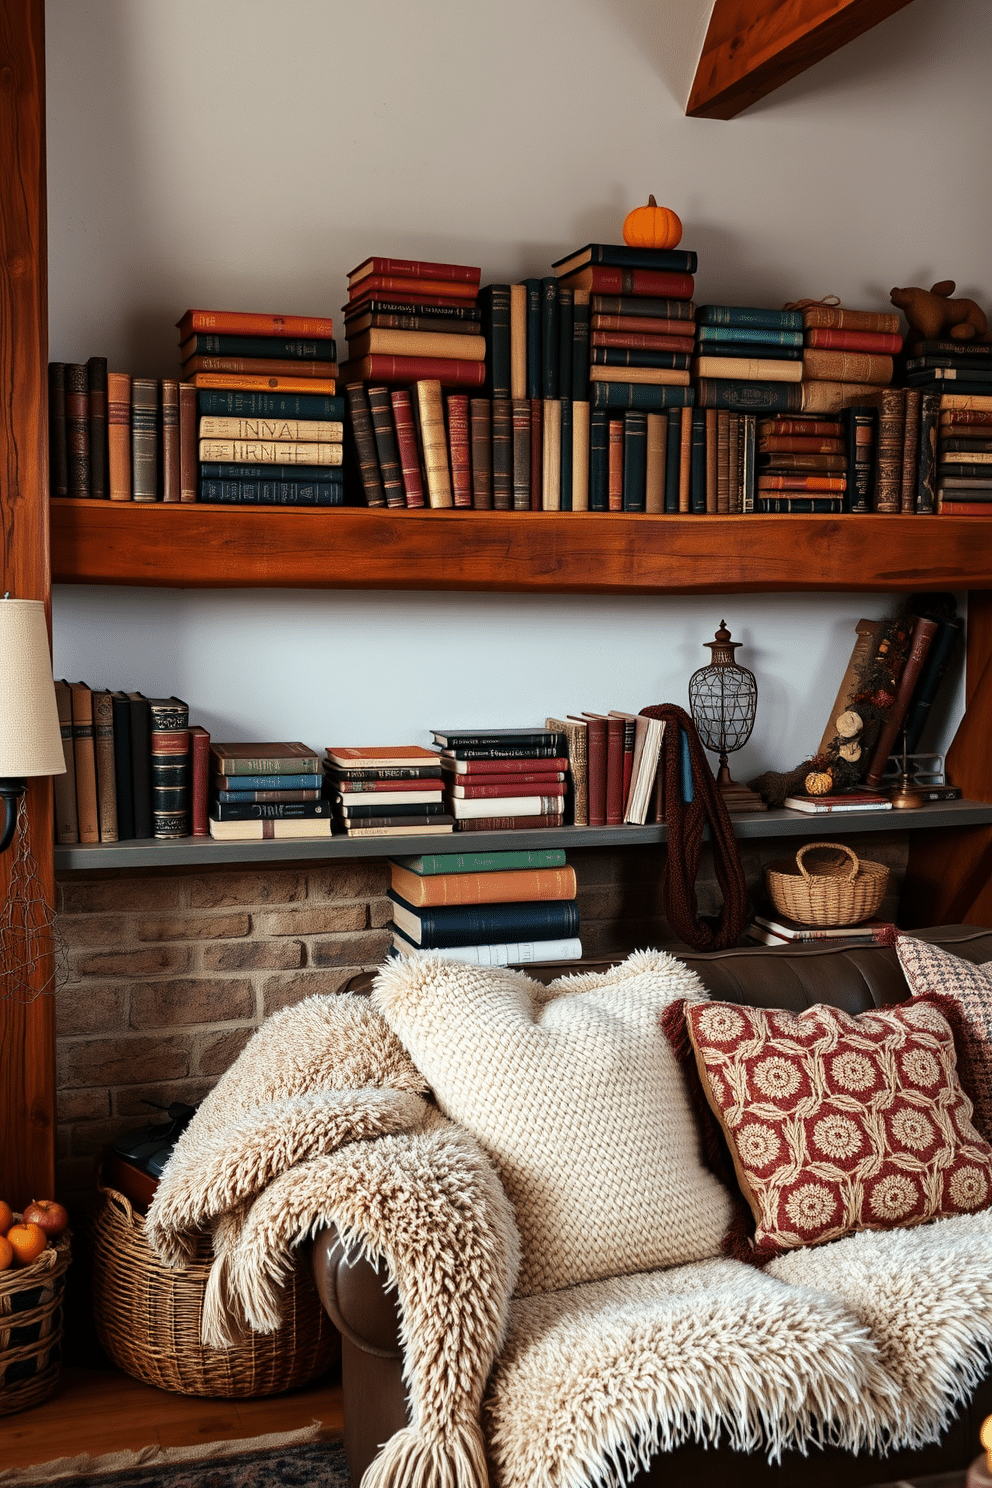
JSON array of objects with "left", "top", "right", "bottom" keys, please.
[{"left": 623, "top": 195, "right": 682, "bottom": 250}]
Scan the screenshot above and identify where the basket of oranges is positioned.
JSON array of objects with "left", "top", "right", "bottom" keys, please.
[{"left": 0, "top": 1198, "right": 72, "bottom": 1416}]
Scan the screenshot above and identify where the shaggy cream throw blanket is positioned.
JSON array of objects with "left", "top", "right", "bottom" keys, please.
[{"left": 146, "top": 955, "right": 992, "bottom": 1488}]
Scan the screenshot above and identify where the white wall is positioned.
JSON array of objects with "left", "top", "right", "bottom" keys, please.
[{"left": 47, "top": 0, "right": 988, "bottom": 776}]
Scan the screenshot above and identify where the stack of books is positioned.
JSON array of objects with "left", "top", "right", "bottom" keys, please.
[
  {"left": 179, "top": 309, "right": 344, "bottom": 507},
  {"left": 53, "top": 683, "right": 204, "bottom": 844},
  {"left": 431, "top": 728, "right": 569, "bottom": 830},
  {"left": 546, "top": 712, "right": 664, "bottom": 827},
  {"left": 935, "top": 399, "right": 992, "bottom": 513},
  {"left": 341, "top": 256, "right": 484, "bottom": 389},
  {"left": 745, "top": 911, "right": 897, "bottom": 948},
  {"left": 387, "top": 846, "right": 582, "bottom": 965},
  {"left": 208, "top": 742, "right": 331, "bottom": 840},
  {"left": 323, "top": 746, "right": 454, "bottom": 838},
  {"left": 801, "top": 305, "right": 901, "bottom": 400},
  {"left": 755, "top": 415, "right": 849, "bottom": 513}
]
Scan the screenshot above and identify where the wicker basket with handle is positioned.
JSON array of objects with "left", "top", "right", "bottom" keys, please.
[
  {"left": 89, "top": 1185, "right": 338, "bottom": 1397},
  {"left": 0, "top": 1228, "right": 71, "bottom": 1416},
  {"left": 764, "top": 841, "right": 889, "bottom": 928}
]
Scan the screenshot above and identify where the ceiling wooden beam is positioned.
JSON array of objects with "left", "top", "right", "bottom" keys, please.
[{"left": 686, "top": 0, "right": 916, "bottom": 120}]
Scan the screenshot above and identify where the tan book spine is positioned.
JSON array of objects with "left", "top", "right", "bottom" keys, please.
[
  {"left": 347, "top": 328, "right": 485, "bottom": 361},
  {"left": 546, "top": 717, "right": 587, "bottom": 827},
  {"left": 198, "top": 417, "right": 344, "bottom": 442},
  {"left": 542, "top": 398, "right": 561, "bottom": 510},
  {"left": 70, "top": 681, "right": 99, "bottom": 845},
  {"left": 197, "top": 440, "right": 343, "bottom": 465},
  {"left": 645, "top": 412, "right": 666, "bottom": 513},
  {"left": 161, "top": 379, "right": 180, "bottom": 503},
  {"left": 717, "top": 409, "right": 731, "bottom": 514},
  {"left": 92, "top": 689, "right": 118, "bottom": 842},
  {"left": 106, "top": 372, "right": 131, "bottom": 502},
  {"left": 179, "top": 382, "right": 197, "bottom": 502},
  {"left": 802, "top": 306, "right": 900, "bottom": 334},
  {"left": 799, "top": 381, "right": 889, "bottom": 415},
  {"left": 694, "top": 356, "right": 803, "bottom": 383},
  {"left": 588, "top": 365, "right": 691, "bottom": 387},
  {"left": 705, "top": 408, "right": 718, "bottom": 514},
  {"left": 817, "top": 618, "right": 885, "bottom": 756},
  {"left": 802, "top": 349, "right": 893, "bottom": 385},
  {"left": 571, "top": 400, "right": 590, "bottom": 511},
  {"left": 872, "top": 388, "right": 906, "bottom": 514},
  {"left": 510, "top": 284, "right": 527, "bottom": 400},
  {"left": 189, "top": 372, "right": 337, "bottom": 394},
  {"left": 416, "top": 380, "right": 453, "bottom": 508},
  {"left": 900, "top": 388, "right": 922, "bottom": 514},
  {"left": 937, "top": 394, "right": 992, "bottom": 412},
  {"left": 53, "top": 679, "right": 78, "bottom": 844},
  {"left": 678, "top": 405, "right": 692, "bottom": 513},
  {"left": 728, "top": 412, "right": 741, "bottom": 512}
]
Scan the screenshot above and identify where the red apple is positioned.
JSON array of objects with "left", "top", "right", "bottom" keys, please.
[{"left": 22, "top": 1199, "right": 69, "bottom": 1239}]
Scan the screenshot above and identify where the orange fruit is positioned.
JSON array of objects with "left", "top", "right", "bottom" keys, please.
[
  {"left": 0, "top": 1235, "right": 12, "bottom": 1271},
  {"left": 0, "top": 1199, "right": 13, "bottom": 1236},
  {"left": 6, "top": 1222, "right": 47, "bottom": 1267}
]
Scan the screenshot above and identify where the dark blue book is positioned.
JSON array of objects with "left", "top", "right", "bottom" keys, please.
[
  {"left": 589, "top": 409, "right": 609, "bottom": 511},
  {"left": 916, "top": 392, "right": 941, "bottom": 514},
  {"left": 480, "top": 284, "right": 511, "bottom": 401},
  {"left": 215, "top": 773, "right": 323, "bottom": 791},
  {"left": 182, "top": 334, "right": 336, "bottom": 360},
  {"left": 198, "top": 480, "right": 343, "bottom": 505},
  {"left": 199, "top": 461, "right": 344, "bottom": 483},
  {"left": 689, "top": 409, "right": 706, "bottom": 513},
  {"left": 557, "top": 286, "right": 573, "bottom": 401},
  {"left": 540, "top": 277, "right": 559, "bottom": 400},
  {"left": 553, "top": 243, "right": 698, "bottom": 275},
  {"left": 197, "top": 391, "right": 345, "bottom": 420},
  {"left": 622, "top": 411, "right": 647, "bottom": 512},
  {"left": 571, "top": 296, "right": 590, "bottom": 402},
  {"left": 697, "top": 306, "right": 803, "bottom": 331},
  {"left": 591, "top": 348, "right": 692, "bottom": 370},
  {"left": 695, "top": 380, "right": 802, "bottom": 413},
  {"left": 840, "top": 407, "right": 874, "bottom": 514},
  {"left": 210, "top": 800, "right": 331, "bottom": 821},
  {"left": 664, "top": 407, "right": 681, "bottom": 512},
  {"left": 524, "top": 279, "right": 541, "bottom": 399},
  {"left": 696, "top": 343, "right": 804, "bottom": 361},
  {"left": 559, "top": 398, "right": 572, "bottom": 511},
  {"left": 110, "top": 692, "right": 135, "bottom": 841},
  {"left": 754, "top": 496, "right": 844, "bottom": 513},
  {"left": 590, "top": 383, "right": 694, "bottom": 412},
  {"left": 387, "top": 891, "right": 580, "bottom": 948}
]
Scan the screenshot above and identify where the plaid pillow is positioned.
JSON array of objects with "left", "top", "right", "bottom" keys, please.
[{"left": 896, "top": 935, "right": 992, "bottom": 1143}]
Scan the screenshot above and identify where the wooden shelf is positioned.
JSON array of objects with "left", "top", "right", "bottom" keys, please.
[
  {"left": 50, "top": 500, "right": 992, "bottom": 595},
  {"left": 52, "top": 799, "right": 992, "bottom": 871}
]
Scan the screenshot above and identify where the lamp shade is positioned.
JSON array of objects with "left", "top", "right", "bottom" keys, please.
[{"left": 0, "top": 598, "right": 66, "bottom": 777}]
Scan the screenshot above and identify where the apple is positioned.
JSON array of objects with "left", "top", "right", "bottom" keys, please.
[
  {"left": 6, "top": 1222, "right": 47, "bottom": 1267},
  {"left": 22, "top": 1199, "right": 69, "bottom": 1240},
  {"left": 0, "top": 1199, "right": 13, "bottom": 1235}
]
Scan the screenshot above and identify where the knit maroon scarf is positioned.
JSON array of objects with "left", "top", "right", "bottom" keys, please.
[{"left": 639, "top": 703, "right": 748, "bottom": 951}]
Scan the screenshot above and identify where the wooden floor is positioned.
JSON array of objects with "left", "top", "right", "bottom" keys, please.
[{"left": 0, "top": 1363, "right": 344, "bottom": 1469}]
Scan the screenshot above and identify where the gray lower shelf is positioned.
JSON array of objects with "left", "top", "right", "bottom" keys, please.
[{"left": 52, "top": 799, "right": 992, "bottom": 871}]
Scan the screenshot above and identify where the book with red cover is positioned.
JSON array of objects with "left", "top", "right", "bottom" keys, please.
[
  {"left": 390, "top": 389, "right": 426, "bottom": 508},
  {"left": 442, "top": 773, "right": 565, "bottom": 788},
  {"left": 558, "top": 267, "right": 694, "bottom": 299},
  {"left": 440, "top": 756, "right": 569, "bottom": 776},
  {"left": 348, "top": 257, "right": 481, "bottom": 287},
  {"left": 326, "top": 745, "right": 439, "bottom": 768},
  {"left": 329, "top": 777, "right": 444, "bottom": 794},
  {"left": 573, "top": 715, "right": 606, "bottom": 826},
  {"left": 447, "top": 394, "right": 471, "bottom": 509},
  {"left": 349, "top": 276, "right": 478, "bottom": 303},
  {"left": 176, "top": 309, "right": 335, "bottom": 340},
  {"left": 456, "top": 813, "right": 565, "bottom": 831},
  {"left": 585, "top": 714, "right": 624, "bottom": 825},
  {"left": 182, "top": 356, "right": 337, "bottom": 379},
  {"left": 757, "top": 476, "right": 847, "bottom": 491},
  {"left": 805, "top": 328, "right": 903, "bottom": 355},
  {"left": 591, "top": 332, "right": 695, "bottom": 353},
  {"left": 189, "top": 725, "right": 210, "bottom": 836},
  {"left": 590, "top": 315, "right": 696, "bottom": 337},
  {"left": 608, "top": 420, "right": 623, "bottom": 511},
  {"left": 340, "top": 356, "right": 485, "bottom": 389}
]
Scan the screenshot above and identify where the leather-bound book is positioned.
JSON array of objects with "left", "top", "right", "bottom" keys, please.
[
  {"left": 557, "top": 286, "right": 573, "bottom": 401},
  {"left": 591, "top": 295, "right": 695, "bottom": 321},
  {"left": 573, "top": 714, "right": 606, "bottom": 826},
  {"left": 179, "top": 333, "right": 336, "bottom": 361},
  {"left": 107, "top": 373, "right": 132, "bottom": 501},
  {"left": 92, "top": 689, "right": 118, "bottom": 842},
  {"left": 480, "top": 284, "right": 511, "bottom": 401},
  {"left": 678, "top": 405, "right": 692, "bottom": 512},
  {"left": 183, "top": 356, "right": 338, "bottom": 379},
  {"left": 717, "top": 409, "right": 731, "bottom": 513},
  {"left": 840, "top": 408, "right": 874, "bottom": 513},
  {"left": 805, "top": 328, "right": 902, "bottom": 355},
  {"left": 623, "top": 410, "right": 647, "bottom": 512},
  {"left": 528, "top": 398, "right": 543, "bottom": 510},
  {"left": 69, "top": 682, "right": 99, "bottom": 844},
  {"left": 346, "top": 329, "right": 484, "bottom": 362},
  {"left": 178, "top": 382, "right": 197, "bottom": 502},
  {"left": 802, "top": 349, "right": 893, "bottom": 386},
  {"left": 589, "top": 713, "right": 625, "bottom": 826},
  {"left": 863, "top": 618, "right": 939, "bottom": 787},
  {"left": 802, "top": 307, "right": 900, "bottom": 334},
  {"left": 607, "top": 418, "right": 623, "bottom": 511},
  {"left": 177, "top": 308, "right": 336, "bottom": 340},
  {"left": 542, "top": 399, "right": 561, "bottom": 510},
  {"left": 456, "top": 813, "right": 564, "bottom": 831},
  {"left": 591, "top": 316, "right": 696, "bottom": 340},
  {"left": 390, "top": 390, "right": 426, "bottom": 508},
  {"left": 540, "top": 277, "right": 559, "bottom": 401},
  {"left": 189, "top": 726, "right": 210, "bottom": 836},
  {"left": 509, "top": 398, "right": 529, "bottom": 511},
  {"left": 704, "top": 408, "right": 718, "bottom": 514},
  {"left": 87, "top": 357, "right": 109, "bottom": 498},
  {"left": 469, "top": 398, "right": 492, "bottom": 510},
  {"left": 48, "top": 363, "right": 68, "bottom": 498},
  {"left": 571, "top": 289, "right": 590, "bottom": 403},
  {"left": 559, "top": 399, "right": 572, "bottom": 510},
  {"left": 340, "top": 355, "right": 484, "bottom": 389},
  {"left": 367, "top": 386, "right": 406, "bottom": 509},
  {"left": 344, "top": 384, "right": 385, "bottom": 507},
  {"left": 53, "top": 680, "right": 78, "bottom": 844},
  {"left": 128, "top": 693, "right": 153, "bottom": 839},
  {"left": 161, "top": 379, "right": 180, "bottom": 502},
  {"left": 446, "top": 394, "right": 472, "bottom": 509},
  {"left": 66, "top": 363, "right": 90, "bottom": 497},
  {"left": 572, "top": 401, "right": 590, "bottom": 511},
  {"left": 131, "top": 378, "right": 159, "bottom": 502},
  {"left": 111, "top": 692, "right": 135, "bottom": 840},
  {"left": 903, "top": 615, "right": 963, "bottom": 754},
  {"left": 148, "top": 697, "right": 190, "bottom": 839},
  {"left": 491, "top": 397, "right": 513, "bottom": 511},
  {"left": 510, "top": 283, "right": 527, "bottom": 401},
  {"left": 198, "top": 439, "right": 341, "bottom": 466},
  {"left": 557, "top": 266, "right": 694, "bottom": 300},
  {"left": 900, "top": 388, "right": 922, "bottom": 514},
  {"left": 589, "top": 409, "right": 608, "bottom": 512},
  {"left": 416, "top": 380, "right": 453, "bottom": 508}
]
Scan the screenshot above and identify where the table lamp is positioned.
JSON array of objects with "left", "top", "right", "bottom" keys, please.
[{"left": 0, "top": 595, "right": 66, "bottom": 853}]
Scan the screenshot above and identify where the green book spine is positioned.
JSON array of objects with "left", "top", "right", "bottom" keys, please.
[
  {"left": 698, "top": 306, "right": 802, "bottom": 330},
  {"left": 525, "top": 279, "right": 541, "bottom": 399},
  {"left": 559, "top": 398, "right": 573, "bottom": 511},
  {"left": 557, "top": 287, "right": 573, "bottom": 401},
  {"left": 589, "top": 410, "right": 609, "bottom": 511},
  {"left": 695, "top": 379, "right": 802, "bottom": 413},
  {"left": 590, "top": 383, "right": 694, "bottom": 412},
  {"left": 540, "top": 277, "right": 559, "bottom": 400},
  {"left": 622, "top": 410, "right": 647, "bottom": 512},
  {"left": 690, "top": 409, "right": 706, "bottom": 513},
  {"left": 697, "top": 325, "right": 804, "bottom": 346},
  {"left": 480, "top": 284, "right": 511, "bottom": 401},
  {"left": 571, "top": 296, "right": 590, "bottom": 402},
  {"left": 916, "top": 391, "right": 941, "bottom": 514},
  {"left": 664, "top": 407, "right": 681, "bottom": 513},
  {"left": 392, "top": 848, "right": 567, "bottom": 875}
]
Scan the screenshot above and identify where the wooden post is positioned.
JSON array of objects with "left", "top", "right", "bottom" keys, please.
[{"left": 0, "top": 0, "right": 55, "bottom": 1205}]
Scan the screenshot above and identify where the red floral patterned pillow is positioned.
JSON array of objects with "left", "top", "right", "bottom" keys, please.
[{"left": 683, "top": 995, "right": 992, "bottom": 1258}]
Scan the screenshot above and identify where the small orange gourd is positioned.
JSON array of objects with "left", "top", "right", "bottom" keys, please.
[{"left": 623, "top": 195, "right": 683, "bottom": 250}]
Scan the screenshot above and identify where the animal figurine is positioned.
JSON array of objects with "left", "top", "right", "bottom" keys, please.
[{"left": 890, "top": 280, "right": 989, "bottom": 344}]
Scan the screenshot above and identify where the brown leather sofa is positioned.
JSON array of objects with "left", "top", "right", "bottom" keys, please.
[{"left": 312, "top": 925, "right": 992, "bottom": 1487}]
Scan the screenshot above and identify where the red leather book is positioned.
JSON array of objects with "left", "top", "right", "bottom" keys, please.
[
  {"left": 390, "top": 390, "right": 426, "bottom": 508},
  {"left": 608, "top": 419, "right": 623, "bottom": 511},
  {"left": 587, "top": 713, "right": 625, "bottom": 826},
  {"left": 449, "top": 782, "right": 567, "bottom": 800},
  {"left": 456, "top": 813, "right": 565, "bottom": 831},
  {"left": 340, "top": 356, "right": 485, "bottom": 389},
  {"left": 805, "top": 328, "right": 903, "bottom": 355},
  {"left": 757, "top": 476, "right": 847, "bottom": 491},
  {"left": 441, "top": 757, "right": 569, "bottom": 776},
  {"left": 759, "top": 437, "right": 845, "bottom": 454},
  {"left": 331, "top": 778, "right": 444, "bottom": 793},
  {"left": 348, "top": 257, "right": 481, "bottom": 287},
  {"left": 177, "top": 309, "right": 334, "bottom": 340},
  {"left": 936, "top": 500, "right": 992, "bottom": 514},
  {"left": 447, "top": 394, "right": 472, "bottom": 509},
  {"left": 863, "top": 617, "right": 940, "bottom": 787},
  {"left": 591, "top": 331, "right": 695, "bottom": 352},
  {"left": 574, "top": 715, "right": 606, "bottom": 826},
  {"left": 189, "top": 725, "right": 210, "bottom": 837},
  {"left": 443, "top": 773, "right": 565, "bottom": 788},
  {"left": 591, "top": 314, "right": 696, "bottom": 337},
  {"left": 349, "top": 276, "right": 478, "bottom": 303},
  {"left": 529, "top": 398, "right": 543, "bottom": 511},
  {"left": 558, "top": 266, "right": 694, "bottom": 299}
]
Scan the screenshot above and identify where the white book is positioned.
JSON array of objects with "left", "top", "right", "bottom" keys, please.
[
  {"left": 609, "top": 711, "right": 665, "bottom": 825},
  {"left": 783, "top": 795, "right": 892, "bottom": 814},
  {"left": 391, "top": 935, "right": 583, "bottom": 967},
  {"left": 198, "top": 417, "right": 343, "bottom": 442},
  {"left": 341, "top": 823, "right": 455, "bottom": 838},
  {"left": 449, "top": 794, "right": 564, "bottom": 819}
]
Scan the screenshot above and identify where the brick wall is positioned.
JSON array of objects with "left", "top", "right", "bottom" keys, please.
[{"left": 54, "top": 833, "right": 908, "bottom": 1206}]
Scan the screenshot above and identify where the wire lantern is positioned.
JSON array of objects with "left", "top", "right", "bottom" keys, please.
[
  {"left": 688, "top": 622, "right": 758, "bottom": 790},
  {"left": 0, "top": 796, "right": 67, "bottom": 1004}
]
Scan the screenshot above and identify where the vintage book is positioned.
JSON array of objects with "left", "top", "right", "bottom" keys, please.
[
  {"left": 698, "top": 326, "right": 804, "bottom": 348},
  {"left": 198, "top": 440, "right": 342, "bottom": 466},
  {"left": 188, "top": 372, "right": 338, "bottom": 394},
  {"left": 331, "top": 777, "right": 444, "bottom": 797},
  {"left": 213, "top": 742, "right": 320, "bottom": 775},
  {"left": 390, "top": 934, "right": 582, "bottom": 965},
  {"left": 802, "top": 381, "right": 893, "bottom": 414},
  {"left": 523, "top": 279, "right": 541, "bottom": 398},
  {"left": 698, "top": 342, "right": 803, "bottom": 362},
  {"left": 553, "top": 242, "right": 697, "bottom": 276},
  {"left": 159, "top": 379, "right": 179, "bottom": 503},
  {"left": 689, "top": 407, "right": 706, "bottom": 512},
  {"left": 92, "top": 689, "right": 118, "bottom": 842},
  {"left": 557, "top": 266, "right": 694, "bottom": 299},
  {"left": 449, "top": 795, "right": 564, "bottom": 819},
  {"left": 210, "top": 800, "right": 331, "bottom": 822},
  {"left": 591, "top": 295, "right": 694, "bottom": 321},
  {"left": 448, "top": 780, "right": 566, "bottom": 800},
  {"left": 899, "top": 388, "right": 922, "bottom": 514},
  {"left": 53, "top": 680, "right": 78, "bottom": 844},
  {"left": 492, "top": 396, "right": 513, "bottom": 510},
  {"left": 106, "top": 372, "right": 132, "bottom": 502},
  {"left": 644, "top": 412, "right": 666, "bottom": 513},
  {"left": 936, "top": 499, "right": 992, "bottom": 514},
  {"left": 415, "top": 380, "right": 453, "bottom": 508},
  {"left": 86, "top": 356, "right": 108, "bottom": 499},
  {"left": 528, "top": 397, "right": 543, "bottom": 510},
  {"left": 590, "top": 383, "right": 693, "bottom": 411},
  {"left": 782, "top": 793, "right": 891, "bottom": 814},
  {"left": 816, "top": 616, "right": 886, "bottom": 756},
  {"left": 758, "top": 475, "right": 847, "bottom": 491},
  {"left": 572, "top": 289, "right": 590, "bottom": 402},
  {"left": 441, "top": 744, "right": 566, "bottom": 761},
  {"left": 510, "top": 283, "right": 527, "bottom": 401},
  {"left": 209, "top": 817, "right": 335, "bottom": 841},
  {"left": 441, "top": 756, "right": 568, "bottom": 776},
  {"left": 187, "top": 725, "right": 210, "bottom": 837},
  {"left": 805, "top": 328, "right": 902, "bottom": 354},
  {"left": 591, "top": 316, "right": 695, "bottom": 339},
  {"left": 183, "top": 356, "right": 337, "bottom": 378},
  {"left": 177, "top": 309, "right": 335, "bottom": 340},
  {"left": 347, "top": 329, "right": 485, "bottom": 363},
  {"left": 571, "top": 400, "right": 590, "bottom": 511},
  {"left": 446, "top": 394, "right": 471, "bottom": 509},
  {"left": 754, "top": 496, "right": 843, "bottom": 512},
  {"left": 199, "top": 480, "right": 342, "bottom": 506},
  {"left": 48, "top": 363, "right": 69, "bottom": 498},
  {"left": 542, "top": 398, "right": 562, "bottom": 510},
  {"left": 198, "top": 416, "right": 343, "bottom": 442},
  {"left": 126, "top": 693, "right": 153, "bottom": 838},
  {"left": 511, "top": 398, "right": 531, "bottom": 511},
  {"left": 673, "top": 404, "right": 690, "bottom": 513},
  {"left": 801, "top": 307, "right": 900, "bottom": 334},
  {"left": 938, "top": 453, "right": 992, "bottom": 469},
  {"left": 758, "top": 418, "right": 842, "bottom": 437},
  {"left": 349, "top": 273, "right": 478, "bottom": 301},
  {"left": 394, "top": 848, "right": 567, "bottom": 874},
  {"left": 177, "top": 381, "right": 197, "bottom": 503},
  {"left": 754, "top": 911, "right": 895, "bottom": 941},
  {"left": 758, "top": 453, "right": 846, "bottom": 472},
  {"left": 588, "top": 408, "right": 608, "bottom": 512},
  {"left": 338, "top": 804, "right": 449, "bottom": 822},
  {"left": 903, "top": 613, "right": 963, "bottom": 753},
  {"left": 325, "top": 745, "right": 439, "bottom": 768},
  {"left": 340, "top": 823, "right": 454, "bottom": 838},
  {"left": 538, "top": 277, "right": 558, "bottom": 401},
  {"left": 694, "top": 356, "right": 802, "bottom": 383},
  {"left": 760, "top": 436, "right": 845, "bottom": 454},
  {"left": 365, "top": 386, "right": 405, "bottom": 509},
  {"left": 570, "top": 713, "right": 605, "bottom": 826},
  {"left": 717, "top": 409, "right": 732, "bottom": 513},
  {"left": 589, "top": 365, "right": 691, "bottom": 386},
  {"left": 389, "top": 863, "right": 576, "bottom": 907},
  {"left": 591, "top": 332, "right": 693, "bottom": 355},
  {"left": 349, "top": 257, "right": 480, "bottom": 287},
  {"left": 148, "top": 697, "right": 190, "bottom": 838},
  {"left": 906, "top": 368, "right": 992, "bottom": 386},
  {"left": 109, "top": 692, "right": 134, "bottom": 841},
  {"left": 199, "top": 461, "right": 348, "bottom": 482},
  {"left": 69, "top": 681, "right": 99, "bottom": 844},
  {"left": 480, "top": 283, "right": 511, "bottom": 401},
  {"left": 66, "top": 363, "right": 90, "bottom": 497},
  {"left": 557, "top": 286, "right": 573, "bottom": 401},
  {"left": 618, "top": 712, "right": 665, "bottom": 825},
  {"left": 196, "top": 390, "right": 344, "bottom": 420},
  {"left": 387, "top": 389, "right": 425, "bottom": 509},
  {"left": 863, "top": 616, "right": 940, "bottom": 788},
  {"left": 343, "top": 382, "right": 383, "bottom": 508},
  {"left": 216, "top": 771, "right": 322, "bottom": 792},
  {"left": 324, "top": 763, "right": 441, "bottom": 781},
  {"left": 727, "top": 412, "right": 742, "bottom": 512},
  {"left": 180, "top": 333, "right": 337, "bottom": 362},
  {"left": 468, "top": 398, "right": 493, "bottom": 510},
  {"left": 343, "top": 299, "right": 479, "bottom": 325},
  {"left": 591, "top": 347, "right": 692, "bottom": 369},
  {"left": 388, "top": 892, "right": 579, "bottom": 948},
  {"left": 434, "top": 727, "right": 561, "bottom": 748},
  {"left": 857, "top": 388, "right": 904, "bottom": 513},
  {"left": 456, "top": 814, "right": 564, "bottom": 831},
  {"left": 943, "top": 438, "right": 992, "bottom": 452},
  {"left": 442, "top": 770, "right": 564, "bottom": 787},
  {"left": 802, "top": 349, "right": 893, "bottom": 385},
  {"left": 130, "top": 378, "right": 159, "bottom": 502},
  {"left": 704, "top": 408, "right": 718, "bottom": 514},
  {"left": 608, "top": 418, "right": 623, "bottom": 512},
  {"left": 559, "top": 398, "right": 573, "bottom": 510},
  {"left": 620, "top": 410, "right": 646, "bottom": 512},
  {"left": 698, "top": 306, "right": 801, "bottom": 330}
]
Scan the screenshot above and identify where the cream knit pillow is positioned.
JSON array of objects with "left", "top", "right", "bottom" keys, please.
[{"left": 373, "top": 949, "right": 733, "bottom": 1296}]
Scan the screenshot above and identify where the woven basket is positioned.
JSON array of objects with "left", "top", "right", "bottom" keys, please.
[
  {"left": 0, "top": 1228, "right": 71, "bottom": 1416},
  {"left": 90, "top": 1186, "right": 338, "bottom": 1397},
  {"left": 764, "top": 841, "right": 889, "bottom": 928}
]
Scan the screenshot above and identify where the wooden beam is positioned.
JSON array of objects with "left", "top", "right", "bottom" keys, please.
[
  {"left": 687, "top": 0, "right": 916, "bottom": 120},
  {"left": 0, "top": 0, "right": 55, "bottom": 1207}
]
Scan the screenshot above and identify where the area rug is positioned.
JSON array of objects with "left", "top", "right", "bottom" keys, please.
[{"left": 0, "top": 1426, "right": 350, "bottom": 1487}]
